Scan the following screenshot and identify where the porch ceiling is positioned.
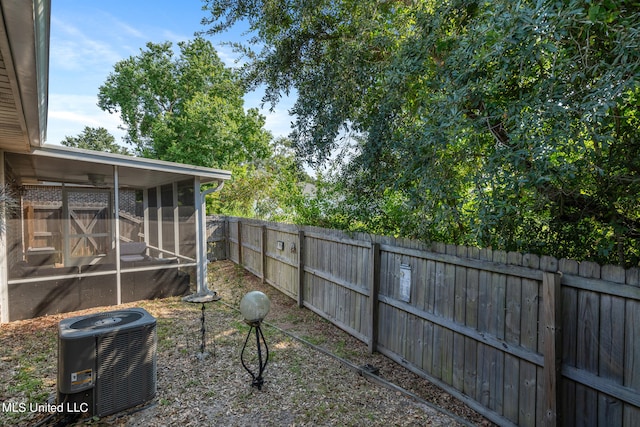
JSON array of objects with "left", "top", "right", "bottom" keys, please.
[{"left": 5, "top": 144, "right": 231, "bottom": 189}]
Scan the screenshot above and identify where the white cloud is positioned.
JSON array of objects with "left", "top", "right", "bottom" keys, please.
[
  {"left": 48, "top": 110, "right": 102, "bottom": 126},
  {"left": 110, "top": 19, "right": 146, "bottom": 41},
  {"left": 47, "top": 94, "right": 126, "bottom": 145},
  {"left": 161, "top": 29, "right": 193, "bottom": 44},
  {"left": 50, "top": 17, "right": 125, "bottom": 72}
]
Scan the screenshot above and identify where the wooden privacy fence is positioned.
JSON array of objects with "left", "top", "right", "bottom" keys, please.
[{"left": 207, "top": 216, "right": 640, "bottom": 427}]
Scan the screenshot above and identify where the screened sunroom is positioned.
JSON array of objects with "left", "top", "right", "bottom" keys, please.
[{"left": 2, "top": 146, "right": 230, "bottom": 321}]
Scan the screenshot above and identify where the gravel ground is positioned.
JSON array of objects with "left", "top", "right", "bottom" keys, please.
[{"left": 0, "top": 261, "right": 492, "bottom": 426}]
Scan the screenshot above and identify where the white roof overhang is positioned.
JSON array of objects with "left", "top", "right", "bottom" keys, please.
[
  {"left": 0, "top": 0, "right": 49, "bottom": 151},
  {"left": 5, "top": 144, "right": 231, "bottom": 189}
]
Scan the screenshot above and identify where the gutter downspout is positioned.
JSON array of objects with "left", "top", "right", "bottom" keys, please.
[{"left": 113, "top": 165, "right": 121, "bottom": 305}]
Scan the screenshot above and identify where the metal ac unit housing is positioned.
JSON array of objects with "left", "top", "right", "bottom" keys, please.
[{"left": 57, "top": 307, "right": 157, "bottom": 417}]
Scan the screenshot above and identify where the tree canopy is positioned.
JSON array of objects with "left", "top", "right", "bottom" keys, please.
[
  {"left": 208, "top": 137, "right": 310, "bottom": 221},
  {"left": 60, "top": 126, "right": 130, "bottom": 155},
  {"left": 202, "top": 0, "right": 640, "bottom": 266},
  {"left": 97, "top": 38, "right": 271, "bottom": 168}
]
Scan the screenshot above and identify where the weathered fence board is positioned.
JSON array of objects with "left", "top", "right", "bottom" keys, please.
[
  {"left": 623, "top": 299, "right": 640, "bottom": 425},
  {"left": 520, "top": 361, "right": 537, "bottom": 427},
  {"left": 209, "top": 216, "right": 640, "bottom": 427},
  {"left": 576, "top": 262, "right": 601, "bottom": 425}
]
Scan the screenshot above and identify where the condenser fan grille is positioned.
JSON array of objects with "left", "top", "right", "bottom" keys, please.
[
  {"left": 69, "top": 311, "right": 143, "bottom": 330},
  {"left": 96, "top": 326, "right": 157, "bottom": 416}
]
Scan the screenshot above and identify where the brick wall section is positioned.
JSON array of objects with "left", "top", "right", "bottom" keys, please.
[{"left": 23, "top": 185, "right": 137, "bottom": 214}]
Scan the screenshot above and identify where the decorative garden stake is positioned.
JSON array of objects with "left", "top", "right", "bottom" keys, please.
[{"left": 239, "top": 291, "right": 271, "bottom": 390}]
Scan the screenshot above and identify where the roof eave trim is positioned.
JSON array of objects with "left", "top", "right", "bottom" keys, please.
[{"left": 30, "top": 144, "right": 232, "bottom": 181}]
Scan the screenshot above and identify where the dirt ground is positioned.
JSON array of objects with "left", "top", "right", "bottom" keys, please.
[{"left": 0, "top": 261, "right": 493, "bottom": 426}]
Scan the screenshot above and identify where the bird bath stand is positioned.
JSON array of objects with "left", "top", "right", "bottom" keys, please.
[{"left": 184, "top": 291, "right": 220, "bottom": 360}]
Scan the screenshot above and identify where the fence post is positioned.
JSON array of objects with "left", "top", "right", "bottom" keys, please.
[
  {"left": 261, "top": 225, "right": 267, "bottom": 284},
  {"left": 237, "top": 220, "right": 243, "bottom": 266},
  {"left": 224, "top": 217, "right": 229, "bottom": 260},
  {"left": 542, "top": 271, "right": 562, "bottom": 427},
  {"left": 368, "top": 242, "right": 381, "bottom": 354},
  {"left": 297, "top": 230, "right": 305, "bottom": 308}
]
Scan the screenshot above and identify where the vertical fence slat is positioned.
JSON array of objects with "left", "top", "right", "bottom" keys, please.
[
  {"left": 477, "top": 248, "right": 492, "bottom": 407},
  {"left": 464, "top": 248, "right": 480, "bottom": 402},
  {"left": 297, "top": 230, "right": 305, "bottom": 308},
  {"left": 368, "top": 243, "right": 380, "bottom": 354},
  {"left": 222, "top": 218, "right": 229, "bottom": 260},
  {"left": 624, "top": 268, "right": 640, "bottom": 424},
  {"left": 599, "top": 265, "right": 626, "bottom": 426},
  {"left": 442, "top": 245, "right": 456, "bottom": 386},
  {"left": 261, "top": 225, "right": 267, "bottom": 284},
  {"left": 237, "top": 220, "right": 243, "bottom": 266},
  {"left": 624, "top": 296, "right": 640, "bottom": 424},
  {"left": 576, "top": 262, "right": 600, "bottom": 425},
  {"left": 542, "top": 271, "right": 562, "bottom": 427},
  {"left": 558, "top": 258, "right": 578, "bottom": 426},
  {"left": 489, "top": 250, "right": 506, "bottom": 414},
  {"left": 504, "top": 252, "right": 523, "bottom": 423},
  {"left": 452, "top": 246, "right": 467, "bottom": 392}
]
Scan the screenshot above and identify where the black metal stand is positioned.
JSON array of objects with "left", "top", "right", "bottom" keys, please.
[
  {"left": 240, "top": 321, "right": 269, "bottom": 390},
  {"left": 199, "top": 303, "right": 208, "bottom": 356},
  {"left": 183, "top": 291, "right": 220, "bottom": 360}
]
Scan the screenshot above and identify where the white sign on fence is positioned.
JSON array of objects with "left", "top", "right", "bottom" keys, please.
[{"left": 399, "top": 263, "right": 411, "bottom": 302}]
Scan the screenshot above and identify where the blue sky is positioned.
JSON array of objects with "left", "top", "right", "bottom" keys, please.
[{"left": 48, "top": 0, "right": 293, "bottom": 146}]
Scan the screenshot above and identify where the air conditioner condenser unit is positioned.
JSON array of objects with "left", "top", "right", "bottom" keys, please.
[{"left": 57, "top": 307, "right": 157, "bottom": 417}]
